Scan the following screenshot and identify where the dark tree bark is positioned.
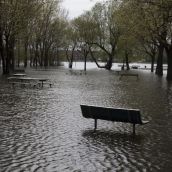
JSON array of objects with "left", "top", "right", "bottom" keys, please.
[
  {"left": 151, "top": 53, "right": 156, "bottom": 72},
  {"left": 105, "top": 56, "right": 113, "bottom": 70},
  {"left": 142, "top": 42, "right": 157, "bottom": 73},
  {"left": 0, "top": 28, "right": 6, "bottom": 74},
  {"left": 90, "top": 42, "right": 116, "bottom": 70},
  {"left": 5, "top": 36, "right": 10, "bottom": 74},
  {"left": 66, "top": 44, "right": 76, "bottom": 69},
  {"left": 44, "top": 50, "right": 49, "bottom": 67},
  {"left": 125, "top": 50, "right": 130, "bottom": 70},
  {"left": 156, "top": 43, "right": 164, "bottom": 76},
  {"left": 9, "top": 35, "right": 15, "bottom": 72},
  {"left": 24, "top": 41, "right": 28, "bottom": 68},
  {"left": 89, "top": 46, "right": 114, "bottom": 70},
  {"left": 82, "top": 47, "right": 89, "bottom": 71},
  {"left": 166, "top": 46, "right": 172, "bottom": 81},
  {"left": 89, "top": 47, "right": 106, "bottom": 69}
]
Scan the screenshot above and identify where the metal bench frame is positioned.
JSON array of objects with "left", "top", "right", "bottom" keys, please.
[{"left": 80, "top": 104, "right": 149, "bottom": 134}]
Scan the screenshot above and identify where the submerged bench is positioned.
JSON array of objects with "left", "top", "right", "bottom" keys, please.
[
  {"left": 80, "top": 104, "right": 149, "bottom": 134},
  {"left": 119, "top": 73, "right": 139, "bottom": 80}
]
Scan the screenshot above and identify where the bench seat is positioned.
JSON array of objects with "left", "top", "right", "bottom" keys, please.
[
  {"left": 80, "top": 104, "right": 149, "bottom": 134},
  {"left": 119, "top": 73, "right": 139, "bottom": 80}
]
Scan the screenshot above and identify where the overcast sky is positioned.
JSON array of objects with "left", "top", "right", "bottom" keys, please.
[{"left": 62, "top": 0, "right": 102, "bottom": 19}]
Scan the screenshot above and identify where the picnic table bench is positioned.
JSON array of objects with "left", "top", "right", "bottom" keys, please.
[{"left": 80, "top": 104, "right": 149, "bottom": 134}]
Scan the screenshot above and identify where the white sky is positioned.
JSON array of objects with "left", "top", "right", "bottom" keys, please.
[{"left": 62, "top": 0, "right": 102, "bottom": 19}]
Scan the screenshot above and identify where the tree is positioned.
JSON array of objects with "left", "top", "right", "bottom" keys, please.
[
  {"left": 63, "top": 21, "right": 78, "bottom": 69},
  {"left": 118, "top": 0, "right": 172, "bottom": 80},
  {"left": 0, "top": 0, "right": 26, "bottom": 73},
  {"left": 71, "top": 1, "right": 121, "bottom": 70}
]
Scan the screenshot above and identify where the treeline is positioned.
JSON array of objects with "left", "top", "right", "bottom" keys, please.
[
  {"left": 0, "top": 0, "right": 67, "bottom": 74},
  {"left": 0, "top": 0, "right": 172, "bottom": 80},
  {"left": 67, "top": 0, "right": 172, "bottom": 80}
]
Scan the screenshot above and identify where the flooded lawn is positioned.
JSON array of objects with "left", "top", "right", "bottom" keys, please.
[{"left": 0, "top": 67, "right": 172, "bottom": 172}]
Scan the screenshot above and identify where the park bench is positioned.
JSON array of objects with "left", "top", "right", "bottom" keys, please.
[
  {"left": 119, "top": 73, "right": 139, "bottom": 80},
  {"left": 80, "top": 104, "right": 149, "bottom": 134}
]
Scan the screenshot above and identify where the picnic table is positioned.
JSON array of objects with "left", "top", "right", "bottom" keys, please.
[{"left": 8, "top": 77, "right": 51, "bottom": 88}]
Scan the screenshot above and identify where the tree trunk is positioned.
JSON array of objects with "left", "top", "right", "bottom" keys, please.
[
  {"left": 0, "top": 30, "right": 6, "bottom": 74},
  {"left": 69, "top": 45, "right": 76, "bottom": 69},
  {"left": 56, "top": 49, "right": 59, "bottom": 66},
  {"left": 10, "top": 43, "right": 15, "bottom": 71},
  {"left": 83, "top": 49, "right": 89, "bottom": 72},
  {"left": 44, "top": 50, "right": 49, "bottom": 67},
  {"left": 17, "top": 40, "right": 20, "bottom": 67},
  {"left": 24, "top": 42, "right": 28, "bottom": 68},
  {"left": 84, "top": 56, "right": 86, "bottom": 71},
  {"left": 166, "top": 47, "right": 172, "bottom": 81},
  {"left": 35, "top": 43, "right": 39, "bottom": 67},
  {"left": 151, "top": 54, "right": 155, "bottom": 73},
  {"left": 125, "top": 50, "right": 130, "bottom": 70},
  {"left": 89, "top": 47, "right": 106, "bottom": 69},
  {"left": 5, "top": 37, "right": 10, "bottom": 74},
  {"left": 105, "top": 56, "right": 113, "bottom": 70},
  {"left": 156, "top": 43, "right": 164, "bottom": 76}
]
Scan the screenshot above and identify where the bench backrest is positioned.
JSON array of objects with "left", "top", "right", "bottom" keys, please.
[{"left": 80, "top": 105, "right": 142, "bottom": 124}]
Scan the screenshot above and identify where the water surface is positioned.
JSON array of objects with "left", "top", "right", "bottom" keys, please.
[{"left": 0, "top": 66, "right": 172, "bottom": 172}]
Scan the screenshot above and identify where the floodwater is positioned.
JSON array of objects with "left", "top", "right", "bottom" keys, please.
[{"left": 0, "top": 63, "right": 172, "bottom": 172}]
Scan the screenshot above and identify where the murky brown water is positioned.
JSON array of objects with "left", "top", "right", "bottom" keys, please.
[{"left": 0, "top": 67, "right": 172, "bottom": 172}]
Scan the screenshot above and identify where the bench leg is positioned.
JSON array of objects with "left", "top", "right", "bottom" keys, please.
[
  {"left": 94, "top": 119, "right": 97, "bottom": 131},
  {"left": 133, "top": 124, "right": 136, "bottom": 135}
]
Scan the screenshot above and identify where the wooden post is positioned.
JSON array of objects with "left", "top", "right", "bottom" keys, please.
[
  {"left": 133, "top": 124, "right": 136, "bottom": 135},
  {"left": 94, "top": 119, "right": 97, "bottom": 131}
]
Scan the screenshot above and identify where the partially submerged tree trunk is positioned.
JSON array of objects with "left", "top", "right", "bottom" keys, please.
[
  {"left": 142, "top": 42, "right": 157, "bottom": 73},
  {"left": 105, "top": 56, "right": 113, "bottom": 70},
  {"left": 125, "top": 50, "right": 130, "bottom": 70},
  {"left": 78, "top": 45, "right": 89, "bottom": 72},
  {"left": 66, "top": 49, "right": 73, "bottom": 69},
  {"left": 151, "top": 53, "right": 156, "bottom": 73},
  {"left": 89, "top": 46, "right": 115, "bottom": 70},
  {"left": 83, "top": 50, "right": 88, "bottom": 71},
  {"left": 156, "top": 43, "right": 164, "bottom": 76},
  {"left": 66, "top": 44, "right": 76, "bottom": 69},
  {"left": 166, "top": 46, "right": 172, "bottom": 81},
  {"left": 0, "top": 28, "right": 6, "bottom": 74},
  {"left": 24, "top": 41, "right": 28, "bottom": 68},
  {"left": 89, "top": 47, "right": 106, "bottom": 69}
]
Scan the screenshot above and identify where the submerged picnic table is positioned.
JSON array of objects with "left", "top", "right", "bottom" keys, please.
[{"left": 8, "top": 76, "right": 51, "bottom": 88}]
